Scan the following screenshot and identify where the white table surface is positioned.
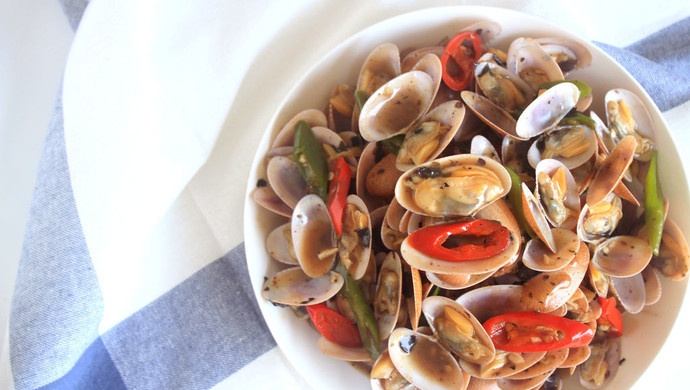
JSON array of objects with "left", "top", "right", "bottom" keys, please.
[{"left": 1, "top": 1, "right": 689, "bottom": 389}]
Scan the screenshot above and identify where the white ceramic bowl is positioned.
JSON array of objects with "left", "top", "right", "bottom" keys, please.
[{"left": 244, "top": 6, "right": 689, "bottom": 389}]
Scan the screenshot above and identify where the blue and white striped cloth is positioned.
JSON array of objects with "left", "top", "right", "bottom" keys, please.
[{"left": 4, "top": 1, "right": 690, "bottom": 389}]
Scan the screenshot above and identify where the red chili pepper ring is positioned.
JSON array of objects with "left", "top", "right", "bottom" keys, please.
[
  {"left": 406, "top": 219, "right": 510, "bottom": 262},
  {"left": 441, "top": 31, "right": 483, "bottom": 91}
]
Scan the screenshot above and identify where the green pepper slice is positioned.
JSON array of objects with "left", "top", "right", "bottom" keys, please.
[
  {"left": 645, "top": 150, "right": 664, "bottom": 255},
  {"left": 538, "top": 79, "right": 592, "bottom": 98},
  {"left": 293, "top": 120, "right": 329, "bottom": 201},
  {"left": 335, "top": 262, "right": 381, "bottom": 360},
  {"left": 506, "top": 166, "right": 537, "bottom": 239}
]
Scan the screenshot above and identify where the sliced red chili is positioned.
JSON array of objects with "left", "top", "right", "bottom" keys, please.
[
  {"left": 306, "top": 303, "right": 362, "bottom": 348},
  {"left": 441, "top": 31, "right": 483, "bottom": 91},
  {"left": 407, "top": 220, "right": 510, "bottom": 262},
  {"left": 597, "top": 297, "right": 623, "bottom": 338},
  {"left": 483, "top": 311, "right": 594, "bottom": 353},
  {"left": 327, "top": 157, "right": 351, "bottom": 236}
]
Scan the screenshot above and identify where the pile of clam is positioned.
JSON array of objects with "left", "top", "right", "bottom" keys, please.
[{"left": 252, "top": 20, "right": 689, "bottom": 390}]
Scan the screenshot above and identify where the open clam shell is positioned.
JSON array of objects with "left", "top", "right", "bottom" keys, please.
[
  {"left": 586, "top": 135, "right": 637, "bottom": 207},
  {"left": 499, "top": 369, "right": 556, "bottom": 389},
  {"left": 388, "top": 328, "right": 465, "bottom": 390},
  {"left": 534, "top": 37, "right": 593, "bottom": 74},
  {"left": 461, "top": 91, "right": 524, "bottom": 141},
  {"left": 515, "top": 82, "right": 579, "bottom": 139},
  {"left": 646, "top": 218, "right": 690, "bottom": 280},
  {"left": 456, "top": 285, "right": 525, "bottom": 323},
  {"left": 527, "top": 125, "right": 597, "bottom": 170},
  {"left": 317, "top": 337, "right": 370, "bottom": 362},
  {"left": 395, "top": 154, "right": 512, "bottom": 217},
  {"left": 534, "top": 158, "right": 580, "bottom": 229},
  {"left": 338, "top": 195, "right": 372, "bottom": 280},
  {"left": 578, "top": 336, "right": 622, "bottom": 389},
  {"left": 577, "top": 193, "right": 623, "bottom": 244},
  {"left": 506, "top": 349, "right": 568, "bottom": 380},
  {"left": 291, "top": 194, "right": 337, "bottom": 278},
  {"left": 461, "top": 20, "right": 503, "bottom": 45},
  {"left": 605, "top": 88, "right": 656, "bottom": 161},
  {"left": 470, "top": 135, "right": 501, "bottom": 162},
  {"left": 642, "top": 266, "right": 662, "bottom": 305},
  {"left": 507, "top": 37, "right": 564, "bottom": 91},
  {"left": 370, "top": 349, "right": 415, "bottom": 390},
  {"left": 460, "top": 350, "right": 547, "bottom": 380},
  {"left": 401, "top": 46, "right": 444, "bottom": 73},
  {"left": 522, "top": 228, "right": 580, "bottom": 272},
  {"left": 422, "top": 296, "right": 496, "bottom": 365},
  {"left": 520, "top": 242, "right": 589, "bottom": 312},
  {"left": 251, "top": 181, "right": 293, "bottom": 218},
  {"left": 356, "top": 42, "right": 401, "bottom": 95},
  {"left": 591, "top": 235, "right": 653, "bottom": 278},
  {"left": 266, "top": 156, "right": 307, "bottom": 209},
  {"left": 610, "top": 273, "right": 646, "bottom": 314},
  {"left": 396, "top": 100, "right": 466, "bottom": 170},
  {"left": 261, "top": 267, "right": 343, "bottom": 306},
  {"left": 359, "top": 70, "right": 438, "bottom": 142},
  {"left": 270, "top": 109, "right": 328, "bottom": 148},
  {"left": 266, "top": 222, "right": 298, "bottom": 265},
  {"left": 374, "top": 252, "right": 403, "bottom": 340},
  {"left": 521, "top": 182, "right": 556, "bottom": 252},
  {"left": 474, "top": 62, "right": 535, "bottom": 113},
  {"left": 426, "top": 270, "right": 494, "bottom": 290}
]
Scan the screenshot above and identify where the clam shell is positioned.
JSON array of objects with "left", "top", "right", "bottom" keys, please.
[
  {"left": 374, "top": 252, "right": 403, "bottom": 339},
  {"left": 577, "top": 193, "right": 622, "bottom": 244},
  {"left": 527, "top": 125, "right": 597, "bottom": 170},
  {"left": 317, "top": 337, "right": 370, "bottom": 362},
  {"left": 461, "top": 20, "right": 503, "bottom": 45},
  {"left": 605, "top": 89, "right": 656, "bottom": 161},
  {"left": 498, "top": 369, "right": 555, "bottom": 389},
  {"left": 560, "top": 345, "right": 591, "bottom": 368},
  {"left": 515, "top": 82, "right": 579, "bottom": 139},
  {"left": 356, "top": 43, "right": 401, "bottom": 95},
  {"left": 270, "top": 109, "right": 328, "bottom": 148},
  {"left": 522, "top": 228, "right": 580, "bottom": 272},
  {"left": 395, "top": 154, "right": 512, "bottom": 217},
  {"left": 642, "top": 266, "right": 662, "bottom": 305},
  {"left": 586, "top": 135, "right": 637, "bottom": 207},
  {"left": 291, "top": 194, "right": 337, "bottom": 278},
  {"left": 591, "top": 235, "right": 653, "bottom": 278},
  {"left": 459, "top": 350, "right": 546, "bottom": 380},
  {"left": 401, "top": 46, "right": 444, "bottom": 73},
  {"left": 426, "top": 270, "right": 493, "bottom": 290},
  {"left": 507, "top": 38, "right": 564, "bottom": 90},
  {"left": 261, "top": 267, "right": 343, "bottom": 306},
  {"left": 456, "top": 285, "right": 525, "bottom": 323},
  {"left": 251, "top": 183, "right": 292, "bottom": 218},
  {"left": 422, "top": 296, "right": 496, "bottom": 364},
  {"left": 388, "top": 328, "right": 465, "bottom": 390},
  {"left": 520, "top": 242, "right": 590, "bottom": 312},
  {"left": 266, "top": 156, "right": 307, "bottom": 209},
  {"left": 534, "top": 37, "right": 593, "bottom": 74},
  {"left": 359, "top": 70, "right": 437, "bottom": 142},
  {"left": 610, "top": 273, "right": 646, "bottom": 314},
  {"left": 266, "top": 222, "right": 298, "bottom": 265},
  {"left": 578, "top": 336, "right": 621, "bottom": 389},
  {"left": 534, "top": 158, "right": 580, "bottom": 229},
  {"left": 461, "top": 91, "right": 524, "bottom": 140},
  {"left": 396, "top": 100, "right": 466, "bottom": 171},
  {"left": 470, "top": 135, "right": 501, "bottom": 163},
  {"left": 338, "top": 195, "right": 372, "bottom": 280},
  {"left": 648, "top": 218, "right": 690, "bottom": 280},
  {"left": 474, "top": 62, "right": 535, "bottom": 112},
  {"left": 521, "top": 182, "right": 556, "bottom": 252}
]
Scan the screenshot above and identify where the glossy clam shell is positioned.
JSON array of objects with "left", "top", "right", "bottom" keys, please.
[
  {"left": 534, "top": 37, "right": 593, "bottom": 74},
  {"left": 470, "top": 135, "right": 501, "bottom": 162},
  {"left": 586, "top": 135, "right": 637, "bottom": 207},
  {"left": 395, "top": 154, "right": 512, "bottom": 217},
  {"left": 648, "top": 218, "right": 690, "bottom": 280},
  {"left": 520, "top": 242, "right": 590, "bottom": 312},
  {"left": 474, "top": 62, "right": 535, "bottom": 112},
  {"left": 560, "top": 345, "right": 591, "bottom": 368},
  {"left": 461, "top": 91, "right": 523, "bottom": 140},
  {"left": 534, "top": 158, "right": 581, "bottom": 229},
  {"left": 515, "top": 82, "right": 579, "bottom": 139},
  {"left": 578, "top": 336, "right": 621, "bottom": 389},
  {"left": 270, "top": 108, "right": 328, "bottom": 148},
  {"left": 507, "top": 38, "right": 564, "bottom": 90},
  {"left": 426, "top": 270, "right": 494, "bottom": 290},
  {"left": 388, "top": 328, "right": 465, "bottom": 390},
  {"left": 459, "top": 350, "right": 546, "bottom": 380},
  {"left": 338, "top": 195, "right": 372, "bottom": 280},
  {"left": 261, "top": 267, "right": 343, "bottom": 306},
  {"left": 642, "top": 266, "right": 662, "bottom": 305},
  {"left": 251, "top": 183, "right": 292, "bottom": 218},
  {"left": 522, "top": 228, "right": 580, "bottom": 272},
  {"left": 356, "top": 42, "right": 400, "bottom": 97},
  {"left": 461, "top": 20, "right": 502, "bottom": 45},
  {"left": 610, "top": 273, "right": 646, "bottom": 314},
  {"left": 521, "top": 182, "right": 556, "bottom": 252},
  {"left": 317, "top": 337, "right": 370, "bottom": 362},
  {"left": 527, "top": 125, "right": 597, "bottom": 170},
  {"left": 266, "top": 156, "right": 307, "bottom": 209},
  {"left": 396, "top": 100, "right": 466, "bottom": 171},
  {"left": 359, "top": 70, "right": 437, "bottom": 142},
  {"left": 291, "top": 194, "right": 337, "bottom": 278},
  {"left": 401, "top": 46, "right": 444, "bottom": 73},
  {"left": 422, "top": 296, "right": 496, "bottom": 364},
  {"left": 591, "top": 235, "right": 653, "bottom": 278},
  {"left": 605, "top": 88, "right": 656, "bottom": 140},
  {"left": 577, "top": 193, "right": 622, "bottom": 244},
  {"left": 374, "top": 252, "right": 403, "bottom": 340},
  {"left": 266, "top": 222, "right": 298, "bottom": 265},
  {"left": 456, "top": 285, "right": 525, "bottom": 323},
  {"left": 498, "top": 369, "right": 555, "bottom": 390}
]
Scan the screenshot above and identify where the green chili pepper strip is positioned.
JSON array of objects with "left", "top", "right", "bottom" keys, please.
[
  {"left": 429, "top": 286, "right": 442, "bottom": 297},
  {"left": 335, "top": 262, "right": 381, "bottom": 360},
  {"left": 354, "top": 90, "right": 369, "bottom": 111},
  {"left": 645, "top": 151, "right": 664, "bottom": 255},
  {"left": 379, "top": 134, "right": 405, "bottom": 156},
  {"left": 559, "top": 113, "right": 596, "bottom": 130},
  {"left": 538, "top": 79, "right": 592, "bottom": 98},
  {"left": 506, "top": 166, "right": 537, "bottom": 240},
  {"left": 293, "top": 120, "right": 329, "bottom": 201}
]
